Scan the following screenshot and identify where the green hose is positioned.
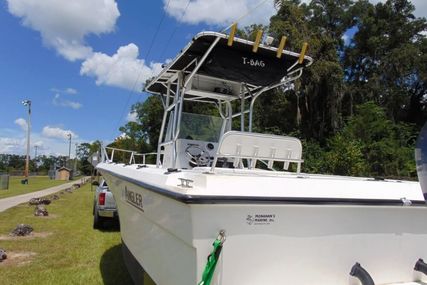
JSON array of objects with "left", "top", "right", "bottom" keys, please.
[{"left": 198, "top": 231, "right": 225, "bottom": 285}]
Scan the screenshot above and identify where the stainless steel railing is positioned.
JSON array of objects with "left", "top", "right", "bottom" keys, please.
[{"left": 103, "top": 146, "right": 158, "bottom": 165}]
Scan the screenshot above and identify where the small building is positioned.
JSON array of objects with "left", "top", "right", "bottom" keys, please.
[{"left": 55, "top": 167, "right": 71, "bottom": 181}]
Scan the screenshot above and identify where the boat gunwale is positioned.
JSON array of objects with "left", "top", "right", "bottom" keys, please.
[{"left": 99, "top": 167, "right": 427, "bottom": 206}]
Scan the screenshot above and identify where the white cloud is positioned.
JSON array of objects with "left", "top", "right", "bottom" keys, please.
[
  {"left": 165, "top": 0, "right": 426, "bottom": 27},
  {"left": 52, "top": 94, "right": 82, "bottom": 109},
  {"left": 33, "top": 140, "right": 44, "bottom": 148},
  {"left": 65, "top": 88, "right": 77, "bottom": 95},
  {"left": 118, "top": 133, "right": 130, "bottom": 139},
  {"left": 0, "top": 126, "right": 85, "bottom": 156},
  {"left": 14, "top": 118, "right": 28, "bottom": 131},
  {"left": 0, "top": 137, "right": 22, "bottom": 153},
  {"left": 164, "top": 0, "right": 275, "bottom": 26},
  {"left": 42, "top": 126, "right": 78, "bottom": 140},
  {"left": 127, "top": 112, "right": 138, "bottom": 122},
  {"left": 0, "top": 134, "right": 79, "bottom": 157},
  {"left": 80, "top": 43, "right": 163, "bottom": 91},
  {"left": 6, "top": 0, "right": 120, "bottom": 61},
  {"left": 51, "top": 87, "right": 77, "bottom": 95}
]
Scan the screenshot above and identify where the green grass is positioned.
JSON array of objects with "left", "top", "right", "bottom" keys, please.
[
  {"left": 0, "top": 183, "right": 136, "bottom": 285},
  {"left": 0, "top": 176, "right": 69, "bottom": 199}
]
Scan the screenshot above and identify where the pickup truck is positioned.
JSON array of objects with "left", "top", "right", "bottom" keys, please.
[{"left": 92, "top": 179, "right": 118, "bottom": 229}]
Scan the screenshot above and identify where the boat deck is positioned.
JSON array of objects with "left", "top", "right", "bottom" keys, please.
[{"left": 98, "top": 163, "right": 424, "bottom": 205}]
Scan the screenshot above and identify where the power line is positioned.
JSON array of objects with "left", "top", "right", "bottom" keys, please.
[
  {"left": 111, "top": 0, "right": 271, "bottom": 140},
  {"left": 220, "top": 0, "right": 271, "bottom": 33},
  {"left": 143, "top": 0, "right": 172, "bottom": 60},
  {"left": 159, "top": 0, "right": 191, "bottom": 59},
  {"left": 110, "top": 0, "right": 172, "bottom": 140},
  {"left": 129, "top": 0, "right": 191, "bottom": 138}
]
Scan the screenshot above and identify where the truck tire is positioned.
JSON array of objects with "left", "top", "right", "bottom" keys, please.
[{"left": 93, "top": 209, "right": 104, "bottom": 229}]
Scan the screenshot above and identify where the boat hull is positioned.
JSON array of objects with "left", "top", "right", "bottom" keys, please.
[{"left": 101, "top": 170, "right": 427, "bottom": 285}]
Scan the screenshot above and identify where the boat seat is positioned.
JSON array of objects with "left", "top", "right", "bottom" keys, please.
[{"left": 210, "top": 131, "right": 303, "bottom": 173}]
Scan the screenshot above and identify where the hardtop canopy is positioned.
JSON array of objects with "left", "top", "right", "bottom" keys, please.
[{"left": 145, "top": 31, "right": 313, "bottom": 97}]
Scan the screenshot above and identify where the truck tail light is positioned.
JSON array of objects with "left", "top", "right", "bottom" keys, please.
[{"left": 99, "top": 193, "right": 106, "bottom": 205}]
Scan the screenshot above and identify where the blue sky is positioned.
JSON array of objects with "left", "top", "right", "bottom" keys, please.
[{"left": 0, "top": 0, "right": 425, "bottom": 157}]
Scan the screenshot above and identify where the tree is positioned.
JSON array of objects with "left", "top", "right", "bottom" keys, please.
[
  {"left": 116, "top": 95, "right": 163, "bottom": 152},
  {"left": 236, "top": 24, "right": 267, "bottom": 41},
  {"left": 76, "top": 141, "right": 102, "bottom": 175},
  {"left": 268, "top": 0, "right": 353, "bottom": 141},
  {"left": 332, "top": 102, "right": 417, "bottom": 177},
  {"left": 323, "top": 133, "right": 367, "bottom": 176},
  {"left": 344, "top": 0, "right": 427, "bottom": 124}
]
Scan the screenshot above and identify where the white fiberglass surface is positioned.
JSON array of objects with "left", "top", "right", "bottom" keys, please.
[
  {"left": 97, "top": 163, "right": 424, "bottom": 202},
  {"left": 191, "top": 204, "right": 427, "bottom": 285},
  {"left": 416, "top": 122, "right": 427, "bottom": 194}
]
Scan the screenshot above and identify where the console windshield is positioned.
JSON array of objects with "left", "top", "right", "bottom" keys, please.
[{"left": 179, "top": 112, "right": 223, "bottom": 142}]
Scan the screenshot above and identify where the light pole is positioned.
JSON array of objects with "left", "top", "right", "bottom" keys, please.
[
  {"left": 74, "top": 143, "right": 78, "bottom": 173},
  {"left": 22, "top": 100, "right": 31, "bottom": 178},
  {"left": 67, "top": 133, "right": 72, "bottom": 168}
]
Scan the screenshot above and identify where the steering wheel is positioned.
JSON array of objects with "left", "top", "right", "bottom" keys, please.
[{"left": 185, "top": 145, "right": 211, "bottom": 167}]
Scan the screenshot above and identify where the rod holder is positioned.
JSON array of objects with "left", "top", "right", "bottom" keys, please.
[
  {"left": 298, "top": 42, "right": 309, "bottom": 64},
  {"left": 227, "top": 23, "right": 237, "bottom": 46},
  {"left": 252, "top": 30, "right": 263, "bottom": 53},
  {"left": 276, "top": 36, "right": 287, "bottom": 58}
]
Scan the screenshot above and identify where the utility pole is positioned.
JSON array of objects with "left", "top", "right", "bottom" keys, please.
[
  {"left": 22, "top": 100, "right": 31, "bottom": 178},
  {"left": 34, "top": 145, "right": 38, "bottom": 174},
  {"left": 67, "top": 133, "right": 72, "bottom": 168},
  {"left": 74, "top": 143, "right": 78, "bottom": 173}
]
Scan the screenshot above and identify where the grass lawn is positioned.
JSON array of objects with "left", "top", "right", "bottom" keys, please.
[
  {"left": 0, "top": 183, "right": 146, "bottom": 285},
  {"left": 0, "top": 176, "right": 70, "bottom": 199}
]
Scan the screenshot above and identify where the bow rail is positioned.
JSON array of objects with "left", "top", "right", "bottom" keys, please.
[{"left": 102, "top": 146, "right": 157, "bottom": 165}]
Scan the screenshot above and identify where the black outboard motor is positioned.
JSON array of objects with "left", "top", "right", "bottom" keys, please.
[{"left": 416, "top": 122, "right": 427, "bottom": 199}]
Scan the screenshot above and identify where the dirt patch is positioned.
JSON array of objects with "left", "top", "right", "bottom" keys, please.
[
  {"left": 0, "top": 251, "right": 37, "bottom": 267},
  {"left": 0, "top": 232, "right": 52, "bottom": 241}
]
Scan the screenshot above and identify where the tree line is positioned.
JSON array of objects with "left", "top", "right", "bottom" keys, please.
[
  {"left": 0, "top": 154, "right": 68, "bottom": 175},
  {"left": 0, "top": 141, "right": 101, "bottom": 176},
  {"left": 112, "top": 0, "right": 426, "bottom": 179}
]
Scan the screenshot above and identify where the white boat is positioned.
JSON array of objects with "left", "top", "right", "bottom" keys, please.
[{"left": 97, "top": 31, "right": 427, "bottom": 285}]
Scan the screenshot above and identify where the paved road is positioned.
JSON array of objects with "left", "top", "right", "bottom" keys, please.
[{"left": 0, "top": 177, "right": 90, "bottom": 212}]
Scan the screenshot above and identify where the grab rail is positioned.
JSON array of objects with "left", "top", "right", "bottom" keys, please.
[{"left": 103, "top": 147, "right": 158, "bottom": 165}]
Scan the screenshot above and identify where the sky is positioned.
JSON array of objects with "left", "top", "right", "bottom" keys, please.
[{"left": 0, "top": 0, "right": 426, "bottom": 157}]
